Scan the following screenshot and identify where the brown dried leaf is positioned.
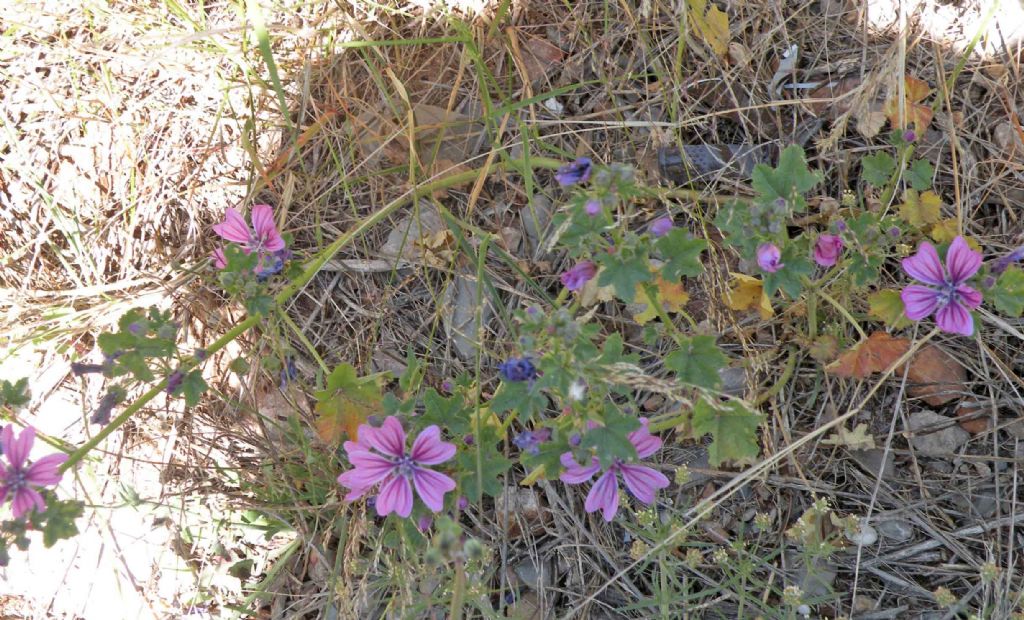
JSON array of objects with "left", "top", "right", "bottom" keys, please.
[
  {"left": 905, "top": 344, "right": 965, "bottom": 406},
  {"left": 517, "top": 34, "right": 565, "bottom": 85},
  {"left": 884, "top": 76, "right": 933, "bottom": 131},
  {"left": 826, "top": 332, "right": 911, "bottom": 379}
]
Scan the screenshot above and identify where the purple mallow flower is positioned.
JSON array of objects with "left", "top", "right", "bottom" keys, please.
[
  {"left": 650, "top": 217, "right": 673, "bottom": 238},
  {"left": 991, "top": 245, "right": 1024, "bottom": 275},
  {"left": 559, "top": 418, "right": 669, "bottom": 522},
  {"left": 499, "top": 357, "right": 537, "bottom": 382},
  {"left": 214, "top": 205, "right": 285, "bottom": 255},
  {"left": 555, "top": 158, "right": 593, "bottom": 187},
  {"left": 0, "top": 425, "right": 67, "bottom": 519},
  {"left": 512, "top": 428, "right": 551, "bottom": 456},
  {"left": 756, "top": 243, "right": 784, "bottom": 273},
  {"left": 561, "top": 260, "right": 597, "bottom": 291},
  {"left": 901, "top": 236, "right": 982, "bottom": 336},
  {"left": 337, "top": 416, "right": 456, "bottom": 518},
  {"left": 813, "top": 234, "right": 844, "bottom": 267}
]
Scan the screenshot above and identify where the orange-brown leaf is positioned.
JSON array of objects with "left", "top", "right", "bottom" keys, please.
[
  {"left": 826, "top": 332, "right": 911, "bottom": 379},
  {"left": 905, "top": 343, "right": 965, "bottom": 406},
  {"left": 884, "top": 76, "right": 933, "bottom": 131}
]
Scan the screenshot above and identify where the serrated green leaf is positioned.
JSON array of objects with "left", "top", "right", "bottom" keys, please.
[
  {"left": 751, "top": 145, "right": 820, "bottom": 208},
  {"left": 581, "top": 407, "right": 640, "bottom": 468},
  {"left": 762, "top": 248, "right": 813, "bottom": 298},
  {"left": 906, "top": 158, "right": 934, "bottom": 191},
  {"left": 420, "top": 389, "right": 470, "bottom": 435},
  {"left": 664, "top": 335, "right": 727, "bottom": 389},
  {"left": 596, "top": 247, "right": 652, "bottom": 303},
  {"left": 654, "top": 230, "right": 706, "bottom": 280},
  {"left": 245, "top": 294, "right": 275, "bottom": 316},
  {"left": 861, "top": 152, "right": 896, "bottom": 187},
  {"left": 180, "top": 370, "right": 207, "bottom": 407},
  {"left": 41, "top": 499, "right": 84, "bottom": 548},
  {"left": 458, "top": 427, "right": 513, "bottom": 500},
  {"left": 991, "top": 267, "right": 1024, "bottom": 317},
  {"left": 313, "top": 363, "right": 386, "bottom": 443},
  {"left": 691, "top": 398, "right": 762, "bottom": 466},
  {"left": 0, "top": 378, "right": 30, "bottom": 408},
  {"left": 118, "top": 351, "right": 154, "bottom": 382}
]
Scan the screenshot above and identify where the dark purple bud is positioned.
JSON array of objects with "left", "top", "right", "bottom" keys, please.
[
  {"left": 462, "top": 434, "right": 475, "bottom": 446},
  {"left": 903, "top": 129, "right": 917, "bottom": 143},
  {"left": 417, "top": 516, "right": 432, "bottom": 532},
  {"left": 441, "top": 380, "right": 453, "bottom": 393},
  {"left": 983, "top": 275, "right": 997, "bottom": 289},
  {"left": 499, "top": 357, "right": 537, "bottom": 382},
  {"left": 569, "top": 433, "right": 581, "bottom": 447},
  {"left": 194, "top": 348, "right": 208, "bottom": 362},
  {"left": 992, "top": 246, "right": 1024, "bottom": 275},
  {"left": 584, "top": 199, "right": 602, "bottom": 216},
  {"left": 166, "top": 369, "right": 185, "bottom": 394},
  {"left": 650, "top": 217, "right": 673, "bottom": 238},
  {"left": 888, "top": 226, "right": 901, "bottom": 238},
  {"left": 71, "top": 362, "right": 106, "bottom": 377},
  {"left": 834, "top": 220, "right": 847, "bottom": 233},
  {"left": 457, "top": 496, "right": 469, "bottom": 510},
  {"left": 526, "top": 306, "right": 539, "bottom": 317},
  {"left": 127, "top": 322, "right": 145, "bottom": 335},
  {"left": 512, "top": 428, "right": 550, "bottom": 456},
  {"left": 91, "top": 389, "right": 123, "bottom": 425},
  {"left": 554, "top": 157, "right": 593, "bottom": 187},
  {"left": 279, "top": 357, "right": 298, "bottom": 389}
]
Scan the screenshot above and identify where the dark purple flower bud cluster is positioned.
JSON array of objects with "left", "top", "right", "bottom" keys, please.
[
  {"left": 499, "top": 357, "right": 537, "bottom": 382},
  {"left": 512, "top": 428, "right": 551, "bottom": 455},
  {"left": 745, "top": 198, "right": 788, "bottom": 237},
  {"left": 166, "top": 369, "right": 185, "bottom": 394},
  {"left": 554, "top": 158, "right": 593, "bottom": 187}
]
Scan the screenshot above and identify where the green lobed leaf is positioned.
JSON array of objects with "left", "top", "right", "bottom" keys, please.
[
  {"left": 420, "top": 389, "right": 470, "bottom": 435},
  {"left": 581, "top": 406, "right": 640, "bottom": 468},
  {"left": 906, "top": 158, "right": 935, "bottom": 191},
  {"left": 860, "top": 152, "right": 896, "bottom": 187},
  {"left": 762, "top": 247, "right": 813, "bottom": 298},
  {"left": 654, "top": 230, "right": 707, "bottom": 280},
  {"left": 0, "top": 378, "right": 30, "bottom": 408},
  {"left": 664, "top": 335, "right": 726, "bottom": 389},
  {"left": 991, "top": 267, "right": 1024, "bottom": 317},
  {"left": 596, "top": 246, "right": 653, "bottom": 303},
  {"left": 457, "top": 425, "right": 513, "bottom": 500},
  {"left": 40, "top": 499, "right": 84, "bottom": 548},
  {"left": 751, "top": 145, "right": 821, "bottom": 209},
  {"left": 180, "top": 370, "right": 207, "bottom": 407},
  {"left": 691, "top": 398, "right": 763, "bottom": 466}
]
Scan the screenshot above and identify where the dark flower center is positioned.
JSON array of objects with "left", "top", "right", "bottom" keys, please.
[
  {"left": 394, "top": 454, "right": 415, "bottom": 479},
  {"left": 5, "top": 467, "right": 27, "bottom": 491}
]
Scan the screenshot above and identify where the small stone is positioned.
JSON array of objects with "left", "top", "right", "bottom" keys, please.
[
  {"left": 1004, "top": 417, "right": 1024, "bottom": 440},
  {"left": 907, "top": 410, "right": 969, "bottom": 457},
  {"left": 784, "top": 549, "right": 837, "bottom": 599},
  {"left": 512, "top": 557, "right": 553, "bottom": 591},
  {"left": 876, "top": 519, "right": 914, "bottom": 542},
  {"left": 846, "top": 523, "right": 878, "bottom": 546},
  {"left": 718, "top": 366, "right": 747, "bottom": 397}
]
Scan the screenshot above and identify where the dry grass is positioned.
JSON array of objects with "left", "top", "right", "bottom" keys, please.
[{"left": 3, "top": 0, "right": 1024, "bottom": 617}]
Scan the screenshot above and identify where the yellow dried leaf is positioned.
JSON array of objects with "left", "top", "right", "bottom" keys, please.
[
  {"left": 823, "top": 423, "right": 876, "bottom": 450},
  {"left": 930, "top": 219, "right": 982, "bottom": 251},
  {"left": 724, "top": 273, "right": 773, "bottom": 319},
  {"left": 686, "top": 0, "right": 730, "bottom": 59},
  {"left": 868, "top": 289, "right": 911, "bottom": 329},
  {"left": 579, "top": 267, "right": 616, "bottom": 307},
  {"left": 897, "top": 189, "right": 942, "bottom": 228},
  {"left": 633, "top": 276, "right": 690, "bottom": 325}
]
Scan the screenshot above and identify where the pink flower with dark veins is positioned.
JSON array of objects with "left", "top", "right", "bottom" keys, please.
[
  {"left": 0, "top": 425, "right": 68, "bottom": 519},
  {"left": 337, "top": 417, "right": 456, "bottom": 518},
  {"left": 213, "top": 205, "right": 285, "bottom": 255},
  {"left": 901, "top": 236, "right": 982, "bottom": 336},
  {"left": 559, "top": 418, "right": 669, "bottom": 521},
  {"left": 756, "top": 243, "right": 783, "bottom": 273},
  {"left": 560, "top": 260, "right": 597, "bottom": 291}
]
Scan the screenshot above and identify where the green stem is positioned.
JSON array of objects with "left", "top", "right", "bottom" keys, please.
[
  {"left": 816, "top": 288, "right": 866, "bottom": 340},
  {"left": 753, "top": 347, "right": 797, "bottom": 406},
  {"left": 449, "top": 559, "right": 467, "bottom": 620},
  {"left": 62, "top": 158, "right": 561, "bottom": 472}
]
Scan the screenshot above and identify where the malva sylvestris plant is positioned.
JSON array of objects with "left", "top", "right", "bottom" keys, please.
[
  {"left": 337, "top": 417, "right": 457, "bottom": 518},
  {"left": 901, "top": 236, "right": 982, "bottom": 336},
  {"left": 0, "top": 425, "right": 67, "bottom": 520},
  {"left": 559, "top": 419, "right": 669, "bottom": 522}
]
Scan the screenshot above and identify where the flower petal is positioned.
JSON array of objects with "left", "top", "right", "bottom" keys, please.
[
  {"left": 956, "top": 285, "right": 983, "bottom": 309},
  {"left": 410, "top": 426, "right": 456, "bottom": 465},
  {"left": 4, "top": 426, "right": 34, "bottom": 469},
  {"left": 363, "top": 417, "right": 406, "bottom": 458},
  {"left": 902, "top": 242, "right": 946, "bottom": 286},
  {"left": 412, "top": 467, "right": 456, "bottom": 512},
  {"left": 211, "top": 247, "right": 227, "bottom": 270},
  {"left": 627, "top": 418, "right": 662, "bottom": 459},
  {"left": 343, "top": 451, "right": 397, "bottom": 487},
  {"left": 619, "top": 464, "right": 669, "bottom": 505},
  {"left": 212, "top": 208, "right": 252, "bottom": 244},
  {"left": 251, "top": 204, "right": 286, "bottom": 252},
  {"left": 584, "top": 470, "right": 620, "bottom": 522},
  {"left": 945, "top": 236, "right": 982, "bottom": 284},
  {"left": 375, "top": 474, "right": 413, "bottom": 517},
  {"left": 901, "top": 285, "right": 942, "bottom": 320},
  {"left": 11, "top": 487, "right": 45, "bottom": 519},
  {"left": 23, "top": 454, "right": 67, "bottom": 486},
  {"left": 935, "top": 301, "right": 974, "bottom": 336},
  {"left": 559, "top": 453, "right": 601, "bottom": 484}
]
